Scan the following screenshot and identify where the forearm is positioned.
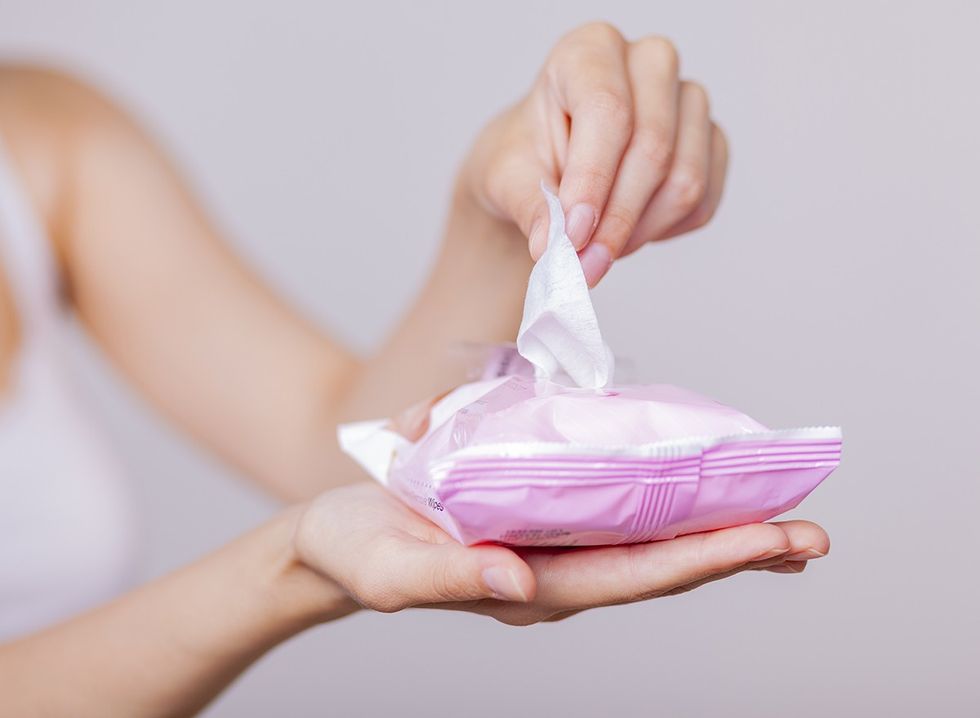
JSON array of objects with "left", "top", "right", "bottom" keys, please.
[
  {"left": 313, "top": 187, "right": 533, "bottom": 484},
  {"left": 0, "top": 508, "right": 357, "bottom": 718},
  {"left": 22, "top": 73, "right": 530, "bottom": 499},
  {"left": 215, "top": 186, "right": 532, "bottom": 496},
  {"left": 343, "top": 190, "right": 530, "bottom": 414}
]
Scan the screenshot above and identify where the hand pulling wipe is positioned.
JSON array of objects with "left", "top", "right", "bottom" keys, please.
[{"left": 339, "top": 187, "right": 842, "bottom": 546}]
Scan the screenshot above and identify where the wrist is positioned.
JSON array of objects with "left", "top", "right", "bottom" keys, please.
[{"left": 261, "top": 506, "right": 360, "bottom": 629}]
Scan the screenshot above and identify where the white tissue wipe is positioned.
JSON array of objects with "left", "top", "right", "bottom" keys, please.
[{"left": 516, "top": 185, "right": 615, "bottom": 389}]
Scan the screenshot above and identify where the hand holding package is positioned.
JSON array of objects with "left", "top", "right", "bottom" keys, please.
[{"left": 340, "top": 188, "right": 841, "bottom": 546}]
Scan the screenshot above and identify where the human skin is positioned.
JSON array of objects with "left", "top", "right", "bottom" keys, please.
[
  {"left": 461, "top": 23, "right": 729, "bottom": 286},
  {"left": 0, "top": 486, "right": 825, "bottom": 717},
  {"left": 0, "top": 23, "right": 826, "bottom": 718}
]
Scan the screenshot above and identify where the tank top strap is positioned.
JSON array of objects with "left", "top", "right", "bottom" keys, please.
[{"left": 0, "top": 133, "right": 60, "bottom": 337}]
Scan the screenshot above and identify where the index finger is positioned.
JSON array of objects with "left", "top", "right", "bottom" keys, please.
[{"left": 549, "top": 23, "right": 634, "bottom": 250}]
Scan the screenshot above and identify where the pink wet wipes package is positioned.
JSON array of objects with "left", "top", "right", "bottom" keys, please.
[{"left": 339, "top": 187, "right": 841, "bottom": 547}]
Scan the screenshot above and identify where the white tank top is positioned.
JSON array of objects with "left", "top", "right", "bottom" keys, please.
[{"left": 0, "top": 136, "right": 137, "bottom": 640}]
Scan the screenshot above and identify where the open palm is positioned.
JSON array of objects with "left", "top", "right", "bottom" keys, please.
[{"left": 295, "top": 482, "right": 828, "bottom": 626}]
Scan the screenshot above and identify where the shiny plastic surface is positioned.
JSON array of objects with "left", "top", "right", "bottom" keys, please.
[{"left": 340, "top": 376, "right": 841, "bottom": 546}]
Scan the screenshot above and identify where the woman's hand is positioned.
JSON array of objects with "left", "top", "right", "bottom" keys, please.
[
  {"left": 460, "top": 22, "right": 728, "bottom": 286},
  {"left": 294, "top": 482, "right": 828, "bottom": 626}
]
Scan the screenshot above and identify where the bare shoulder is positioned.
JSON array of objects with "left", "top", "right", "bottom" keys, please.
[
  {"left": 0, "top": 64, "right": 120, "bottom": 130},
  {"left": 0, "top": 65, "right": 129, "bottom": 249}
]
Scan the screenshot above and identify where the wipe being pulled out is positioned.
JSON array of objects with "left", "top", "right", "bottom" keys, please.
[{"left": 339, "top": 187, "right": 841, "bottom": 547}]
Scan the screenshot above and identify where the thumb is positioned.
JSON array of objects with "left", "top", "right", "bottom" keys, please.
[
  {"left": 484, "top": 153, "right": 558, "bottom": 261},
  {"left": 396, "top": 541, "right": 536, "bottom": 606}
]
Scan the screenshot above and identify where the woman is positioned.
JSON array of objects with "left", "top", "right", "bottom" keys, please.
[{"left": 0, "top": 23, "right": 828, "bottom": 716}]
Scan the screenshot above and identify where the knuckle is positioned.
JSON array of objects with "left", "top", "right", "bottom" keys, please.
[
  {"left": 481, "top": 157, "right": 507, "bottom": 208},
  {"left": 669, "top": 165, "right": 708, "bottom": 210},
  {"left": 685, "top": 202, "right": 716, "bottom": 231},
  {"left": 482, "top": 154, "right": 517, "bottom": 203},
  {"left": 585, "top": 89, "right": 633, "bottom": 131},
  {"left": 483, "top": 160, "right": 539, "bottom": 232},
  {"left": 577, "top": 21, "right": 625, "bottom": 47},
  {"left": 631, "top": 127, "right": 674, "bottom": 174},
  {"left": 633, "top": 35, "right": 679, "bottom": 72}
]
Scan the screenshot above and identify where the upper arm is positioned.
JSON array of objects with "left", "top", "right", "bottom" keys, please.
[{"left": 1, "top": 66, "right": 360, "bottom": 498}]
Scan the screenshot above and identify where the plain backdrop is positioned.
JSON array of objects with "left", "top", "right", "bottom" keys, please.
[{"left": 1, "top": 1, "right": 978, "bottom": 716}]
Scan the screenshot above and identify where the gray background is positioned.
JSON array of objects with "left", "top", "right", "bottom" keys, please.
[{"left": 2, "top": 1, "right": 978, "bottom": 716}]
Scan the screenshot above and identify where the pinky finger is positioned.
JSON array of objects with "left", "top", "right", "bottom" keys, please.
[
  {"left": 658, "top": 123, "right": 729, "bottom": 242},
  {"left": 660, "top": 553, "right": 799, "bottom": 597},
  {"left": 622, "top": 123, "right": 728, "bottom": 255}
]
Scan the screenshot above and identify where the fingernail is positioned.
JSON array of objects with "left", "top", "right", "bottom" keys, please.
[
  {"left": 578, "top": 242, "right": 612, "bottom": 287},
  {"left": 756, "top": 546, "right": 791, "bottom": 561},
  {"left": 785, "top": 548, "right": 826, "bottom": 561},
  {"left": 565, "top": 203, "right": 597, "bottom": 250},
  {"left": 528, "top": 219, "right": 547, "bottom": 260},
  {"left": 482, "top": 567, "right": 528, "bottom": 602}
]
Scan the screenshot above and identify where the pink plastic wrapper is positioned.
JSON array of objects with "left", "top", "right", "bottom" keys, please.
[
  {"left": 338, "top": 374, "right": 841, "bottom": 547},
  {"left": 340, "top": 187, "right": 840, "bottom": 546}
]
